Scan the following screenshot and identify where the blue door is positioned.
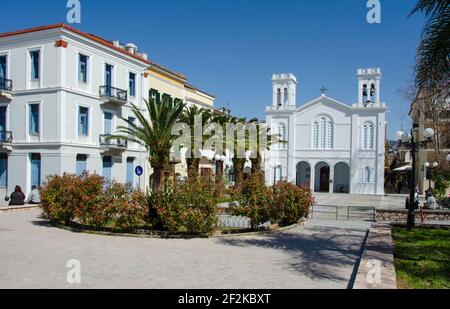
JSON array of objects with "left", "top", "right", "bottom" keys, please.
[
  {"left": 76, "top": 154, "right": 87, "bottom": 176},
  {"left": 102, "top": 156, "right": 112, "bottom": 182},
  {"left": 104, "top": 112, "right": 112, "bottom": 135},
  {"left": 30, "top": 153, "right": 41, "bottom": 187},
  {"left": 0, "top": 153, "right": 7, "bottom": 188},
  {"left": 126, "top": 157, "right": 134, "bottom": 186}
]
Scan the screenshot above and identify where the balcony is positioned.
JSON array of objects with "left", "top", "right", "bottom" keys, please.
[
  {"left": 0, "top": 131, "right": 12, "bottom": 144},
  {"left": 99, "top": 86, "right": 127, "bottom": 105},
  {"left": 0, "top": 79, "right": 13, "bottom": 101},
  {"left": 99, "top": 134, "right": 127, "bottom": 152},
  {"left": 0, "top": 131, "right": 13, "bottom": 151}
]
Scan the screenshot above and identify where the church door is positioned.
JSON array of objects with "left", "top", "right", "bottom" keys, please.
[{"left": 320, "top": 166, "right": 330, "bottom": 192}]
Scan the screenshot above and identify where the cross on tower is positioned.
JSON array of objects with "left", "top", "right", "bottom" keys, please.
[{"left": 319, "top": 86, "right": 327, "bottom": 95}]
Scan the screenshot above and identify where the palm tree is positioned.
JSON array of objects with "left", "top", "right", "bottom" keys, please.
[
  {"left": 410, "top": 0, "right": 449, "bottom": 92},
  {"left": 109, "top": 97, "right": 185, "bottom": 192},
  {"left": 179, "top": 105, "right": 212, "bottom": 178},
  {"left": 247, "top": 119, "right": 282, "bottom": 175}
]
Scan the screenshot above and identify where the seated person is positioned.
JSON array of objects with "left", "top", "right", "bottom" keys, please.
[
  {"left": 9, "top": 186, "right": 26, "bottom": 206},
  {"left": 27, "top": 185, "right": 41, "bottom": 205}
]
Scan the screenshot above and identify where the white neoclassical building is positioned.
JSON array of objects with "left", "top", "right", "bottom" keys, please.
[{"left": 265, "top": 69, "right": 387, "bottom": 195}]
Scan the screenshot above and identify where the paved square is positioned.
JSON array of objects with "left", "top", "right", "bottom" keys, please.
[{"left": 0, "top": 210, "right": 367, "bottom": 289}]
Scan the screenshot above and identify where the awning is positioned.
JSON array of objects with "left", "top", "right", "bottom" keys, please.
[{"left": 393, "top": 165, "right": 412, "bottom": 172}]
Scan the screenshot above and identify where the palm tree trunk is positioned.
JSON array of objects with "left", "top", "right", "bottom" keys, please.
[
  {"left": 186, "top": 158, "right": 200, "bottom": 179},
  {"left": 152, "top": 166, "right": 164, "bottom": 192},
  {"left": 250, "top": 152, "right": 262, "bottom": 175},
  {"left": 233, "top": 158, "right": 245, "bottom": 190}
]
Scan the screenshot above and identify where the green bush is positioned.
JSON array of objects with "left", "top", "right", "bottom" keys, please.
[
  {"left": 432, "top": 173, "right": 450, "bottom": 201},
  {"left": 40, "top": 173, "right": 83, "bottom": 224},
  {"left": 150, "top": 176, "right": 218, "bottom": 235},
  {"left": 273, "top": 181, "right": 313, "bottom": 226},
  {"left": 228, "top": 174, "right": 274, "bottom": 229},
  {"left": 104, "top": 183, "right": 148, "bottom": 229},
  {"left": 40, "top": 173, "right": 148, "bottom": 229},
  {"left": 74, "top": 173, "right": 105, "bottom": 227}
]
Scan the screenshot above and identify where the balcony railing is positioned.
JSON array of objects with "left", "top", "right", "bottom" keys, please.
[
  {"left": 0, "top": 79, "right": 13, "bottom": 92},
  {"left": 99, "top": 134, "right": 127, "bottom": 149},
  {"left": 0, "top": 131, "right": 13, "bottom": 144},
  {"left": 99, "top": 86, "right": 127, "bottom": 104}
]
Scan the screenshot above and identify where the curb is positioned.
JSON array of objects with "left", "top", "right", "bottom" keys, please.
[
  {"left": 50, "top": 220, "right": 305, "bottom": 240},
  {"left": 0, "top": 205, "right": 40, "bottom": 213},
  {"left": 353, "top": 223, "right": 398, "bottom": 289}
]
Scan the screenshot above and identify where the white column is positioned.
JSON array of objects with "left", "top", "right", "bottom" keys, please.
[
  {"left": 329, "top": 166, "right": 335, "bottom": 193},
  {"left": 375, "top": 79, "right": 381, "bottom": 104},
  {"left": 310, "top": 165, "right": 315, "bottom": 192}
]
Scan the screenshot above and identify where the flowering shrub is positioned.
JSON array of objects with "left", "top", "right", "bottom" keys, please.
[
  {"left": 40, "top": 173, "right": 83, "bottom": 224},
  {"left": 150, "top": 176, "right": 218, "bottom": 235},
  {"left": 228, "top": 174, "right": 274, "bottom": 229},
  {"left": 104, "top": 183, "right": 148, "bottom": 229},
  {"left": 273, "top": 181, "right": 313, "bottom": 226},
  {"left": 40, "top": 173, "right": 147, "bottom": 229},
  {"left": 74, "top": 173, "right": 105, "bottom": 227}
]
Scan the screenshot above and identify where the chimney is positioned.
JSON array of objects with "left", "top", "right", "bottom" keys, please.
[
  {"left": 141, "top": 53, "right": 148, "bottom": 60},
  {"left": 112, "top": 40, "right": 120, "bottom": 47},
  {"left": 125, "top": 43, "right": 138, "bottom": 55}
]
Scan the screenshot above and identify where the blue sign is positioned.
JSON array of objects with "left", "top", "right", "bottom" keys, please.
[{"left": 135, "top": 166, "right": 144, "bottom": 177}]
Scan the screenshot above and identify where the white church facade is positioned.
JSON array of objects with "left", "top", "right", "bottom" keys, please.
[{"left": 265, "top": 68, "right": 387, "bottom": 195}]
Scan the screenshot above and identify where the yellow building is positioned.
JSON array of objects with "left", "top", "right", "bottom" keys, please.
[{"left": 145, "top": 62, "right": 215, "bottom": 178}]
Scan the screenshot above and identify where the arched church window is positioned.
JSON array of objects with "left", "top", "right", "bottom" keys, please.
[
  {"left": 364, "top": 167, "right": 372, "bottom": 183},
  {"left": 327, "top": 119, "right": 334, "bottom": 149},
  {"left": 362, "top": 84, "right": 368, "bottom": 103},
  {"left": 362, "top": 122, "right": 375, "bottom": 150},
  {"left": 279, "top": 124, "right": 287, "bottom": 150},
  {"left": 370, "top": 84, "right": 376, "bottom": 102},
  {"left": 312, "top": 116, "right": 334, "bottom": 150},
  {"left": 277, "top": 89, "right": 282, "bottom": 106},
  {"left": 284, "top": 88, "right": 288, "bottom": 105},
  {"left": 313, "top": 122, "right": 319, "bottom": 149}
]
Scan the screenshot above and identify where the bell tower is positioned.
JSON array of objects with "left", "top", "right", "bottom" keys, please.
[
  {"left": 357, "top": 68, "right": 381, "bottom": 106},
  {"left": 272, "top": 74, "right": 297, "bottom": 109}
]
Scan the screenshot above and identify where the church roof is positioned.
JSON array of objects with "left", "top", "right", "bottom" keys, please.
[{"left": 297, "top": 94, "right": 352, "bottom": 112}]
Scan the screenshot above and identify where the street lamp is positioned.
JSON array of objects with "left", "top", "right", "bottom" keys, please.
[
  {"left": 425, "top": 162, "right": 439, "bottom": 192},
  {"left": 397, "top": 125, "right": 435, "bottom": 230}
]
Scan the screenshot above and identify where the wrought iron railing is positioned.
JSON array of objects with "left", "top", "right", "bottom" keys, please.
[
  {"left": 99, "top": 134, "right": 127, "bottom": 148},
  {"left": 99, "top": 85, "right": 127, "bottom": 103},
  {"left": 0, "top": 79, "right": 13, "bottom": 92},
  {"left": 0, "top": 131, "right": 13, "bottom": 143}
]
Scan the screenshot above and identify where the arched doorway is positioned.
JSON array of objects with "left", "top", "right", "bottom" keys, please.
[
  {"left": 334, "top": 162, "right": 350, "bottom": 193},
  {"left": 315, "top": 162, "right": 330, "bottom": 192},
  {"left": 296, "top": 161, "right": 311, "bottom": 187}
]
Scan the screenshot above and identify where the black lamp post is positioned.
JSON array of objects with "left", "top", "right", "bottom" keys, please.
[{"left": 396, "top": 124, "right": 435, "bottom": 230}]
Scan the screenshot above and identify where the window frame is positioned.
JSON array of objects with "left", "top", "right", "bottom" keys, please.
[
  {"left": 28, "top": 103, "right": 40, "bottom": 135},
  {"left": 29, "top": 49, "right": 41, "bottom": 80},
  {"left": 78, "top": 106, "right": 90, "bottom": 137},
  {"left": 78, "top": 53, "right": 89, "bottom": 84}
]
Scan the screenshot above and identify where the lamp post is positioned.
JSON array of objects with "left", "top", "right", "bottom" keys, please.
[
  {"left": 425, "top": 162, "right": 439, "bottom": 191},
  {"left": 396, "top": 125, "right": 435, "bottom": 230}
]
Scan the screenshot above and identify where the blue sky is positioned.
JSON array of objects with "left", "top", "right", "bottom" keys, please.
[{"left": 1, "top": 0, "right": 426, "bottom": 139}]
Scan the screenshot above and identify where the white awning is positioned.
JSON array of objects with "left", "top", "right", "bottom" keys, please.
[{"left": 393, "top": 165, "right": 412, "bottom": 172}]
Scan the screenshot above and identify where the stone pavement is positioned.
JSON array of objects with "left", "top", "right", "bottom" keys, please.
[
  {"left": 0, "top": 209, "right": 367, "bottom": 289},
  {"left": 314, "top": 193, "right": 407, "bottom": 209}
]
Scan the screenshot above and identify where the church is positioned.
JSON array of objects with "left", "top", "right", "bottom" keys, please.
[{"left": 265, "top": 68, "right": 387, "bottom": 195}]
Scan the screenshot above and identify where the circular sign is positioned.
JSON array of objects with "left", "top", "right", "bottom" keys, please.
[{"left": 135, "top": 166, "right": 144, "bottom": 177}]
